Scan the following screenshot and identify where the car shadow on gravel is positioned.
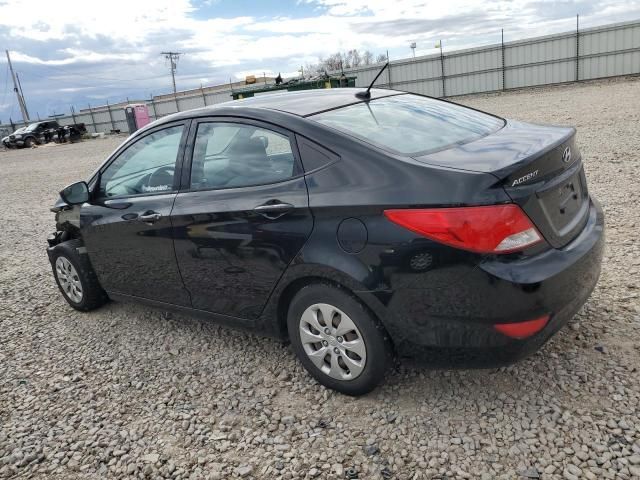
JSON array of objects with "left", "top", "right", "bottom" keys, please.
[{"left": 81, "top": 299, "right": 596, "bottom": 404}]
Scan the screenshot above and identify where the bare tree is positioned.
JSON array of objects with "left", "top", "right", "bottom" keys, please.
[
  {"left": 304, "top": 61, "right": 323, "bottom": 77},
  {"left": 350, "top": 49, "right": 362, "bottom": 68},
  {"left": 306, "top": 49, "right": 387, "bottom": 76},
  {"left": 324, "top": 53, "right": 344, "bottom": 71},
  {"left": 362, "top": 50, "right": 374, "bottom": 65}
]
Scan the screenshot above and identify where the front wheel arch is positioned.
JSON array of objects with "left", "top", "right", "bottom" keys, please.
[{"left": 49, "top": 238, "right": 108, "bottom": 311}]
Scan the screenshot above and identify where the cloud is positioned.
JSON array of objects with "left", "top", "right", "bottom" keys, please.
[{"left": 0, "top": 0, "right": 639, "bottom": 119}]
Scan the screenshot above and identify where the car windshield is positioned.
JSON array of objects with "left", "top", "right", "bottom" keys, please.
[
  {"left": 24, "top": 123, "right": 42, "bottom": 132},
  {"left": 311, "top": 94, "right": 504, "bottom": 155}
]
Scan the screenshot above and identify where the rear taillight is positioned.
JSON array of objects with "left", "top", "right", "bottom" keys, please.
[
  {"left": 384, "top": 204, "right": 542, "bottom": 254},
  {"left": 494, "top": 315, "right": 550, "bottom": 339}
]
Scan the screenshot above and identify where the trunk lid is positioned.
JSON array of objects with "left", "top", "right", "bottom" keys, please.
[{"left": 414, "top": 120, "right": 590, "bottom": 248}]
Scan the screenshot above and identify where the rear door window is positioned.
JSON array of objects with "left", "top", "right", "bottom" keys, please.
[
  {"left": 311, "top": 94, "right": 504, "bottom": 155},
  {"left": 189, "top": 122, "right": 298, "bottom": 190}
]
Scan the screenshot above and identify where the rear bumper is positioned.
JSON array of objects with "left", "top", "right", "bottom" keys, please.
[{"left": 381, "top": 197, "right": 604, "bottom": 366}]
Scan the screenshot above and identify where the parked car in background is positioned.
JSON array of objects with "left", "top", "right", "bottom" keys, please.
[
  {"left": 5, "top": 121, "right": 60, "bottom": 148},
  {"left": 4, "top": 121, "right": 86, "bottom": 148},
  {"left": 47, "top": 88, "right": 604, "bottom": 396},
  {"left": 3, "top": 127, "right": 26, "bottom": 148}
]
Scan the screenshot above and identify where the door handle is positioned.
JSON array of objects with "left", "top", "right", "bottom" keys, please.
[
  {"left": 138, "top": 212, "right": 162, "bottom": 223},
  {"left": 253, "top": 201, "right": 294, "bottom": 219}
]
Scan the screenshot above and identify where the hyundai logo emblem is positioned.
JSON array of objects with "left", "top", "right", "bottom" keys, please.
[{"left": 562, "top": 146, "right": 572, "bottom": 163}]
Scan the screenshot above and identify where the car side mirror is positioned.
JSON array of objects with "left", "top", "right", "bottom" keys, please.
[{"left": 60, "top": 181, "right": 89, "bottom": 205}]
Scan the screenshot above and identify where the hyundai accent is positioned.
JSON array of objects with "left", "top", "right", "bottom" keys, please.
[{"left": 47, "top": 87, "right": 604, "bottom": 395}]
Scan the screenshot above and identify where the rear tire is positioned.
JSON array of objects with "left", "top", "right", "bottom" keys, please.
[
  {"left": 287, "top": 283, "right": 391, "bottom": 396},
  {"left": 50, "top": 239, "right": 108, "bottom": 311}
]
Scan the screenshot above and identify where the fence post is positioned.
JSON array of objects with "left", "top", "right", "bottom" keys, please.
[
  {"left": 439, "top": 41, "right": 446, "bottom": 97},
  {"left": 87, "top": 104, "right": 97, "bottom": 133},
  {"left": 501, "top": 29, "right": 506, "bottom": 90},
  {"left": 70, "top": 106, "right": 77, "bottom": 125},
  {"left": 386, "top": 50, "right": 392, "bottom": 87},
  {"left": 576, "top": 14, "right": 580, "bottom": 82},
  {"left": 174, "top": 93, "right": 179, "bottom": 113},
  {"left": 149, "top": 96, "right": 158, "bottom": 120},
  {"left": 200, "top": 84, "right": 208, "bottom": 106},
  {"left": 10, "top": 117, "right": 15, "bottom": 131},
  {"left": 106, "top": 100, "right": 116, "bottom": 132}
]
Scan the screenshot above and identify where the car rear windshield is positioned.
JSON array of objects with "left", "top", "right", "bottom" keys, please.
[{"left": 311, "top": 94, "right": 504, "bottom": 155}]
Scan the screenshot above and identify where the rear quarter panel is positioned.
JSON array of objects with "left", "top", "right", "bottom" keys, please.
[{"left": 262, "top": 128, "right": 512, "bottom": 335}]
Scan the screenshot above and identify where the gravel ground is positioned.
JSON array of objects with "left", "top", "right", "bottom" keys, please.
[{"left": 1, "top": 77, "right": 639, "bottom": 480}]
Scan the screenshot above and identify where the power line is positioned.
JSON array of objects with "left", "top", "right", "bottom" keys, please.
[
  {"left": 9, "top": 58, "right": 165, "bottom": 85},
  {"left": 18, "top": 70, "right": 160, "bottom": 91},
  {"left": 161, "top": 52, "right": 182, "bottom": 94},
  {"left": 20, "top": 63, "right": 163, "bottom": 84}
]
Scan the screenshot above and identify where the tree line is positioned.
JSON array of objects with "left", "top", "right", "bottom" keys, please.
[{"left": 306, "top": 49, "right": 389, "bottom": 75}]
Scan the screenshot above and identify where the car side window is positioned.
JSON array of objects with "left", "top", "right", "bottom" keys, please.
[
  {"left": 190, "top": 122, "right": 297, "bottom": 190},
  {"left": 99, "top": 125, "right": 183, "bottom": 198}
]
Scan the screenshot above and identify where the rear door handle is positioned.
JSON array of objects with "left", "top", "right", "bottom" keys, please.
[
  {"left": 253, "top": 201, "right": 294, "bottom": 219},
  {"left": 138, "top": 212, "right": 162, "bottom": 223}
]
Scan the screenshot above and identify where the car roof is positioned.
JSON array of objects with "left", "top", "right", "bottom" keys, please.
[
  {"left": 166, "top": 88, "right": 404, "bottom": 121},
  {"left": 230, "top": 88, "right": 402, "bottom": 116}
]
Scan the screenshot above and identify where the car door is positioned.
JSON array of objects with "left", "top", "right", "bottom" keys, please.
[
  {"left": 80, "top": 122, "right": 192, "bottom": 306},
  {"left": 171, "top": 119, "right": 313, "bottom": 319}
]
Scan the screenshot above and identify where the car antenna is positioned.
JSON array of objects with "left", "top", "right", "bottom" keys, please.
[{"left": 355, "top": 62, "right": 389, "bottom": 100}]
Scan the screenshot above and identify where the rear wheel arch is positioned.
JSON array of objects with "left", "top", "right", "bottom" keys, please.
[
  {"left": 274, "top": 275, "right": 393, "bottom": 349},
  {"left": 285, "top": 280, "right": 393, "bottom": 395}
]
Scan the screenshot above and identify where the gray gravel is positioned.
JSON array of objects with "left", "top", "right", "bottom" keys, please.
[{"left": 1, "top": 77, "right": 639, "bottom": 480}]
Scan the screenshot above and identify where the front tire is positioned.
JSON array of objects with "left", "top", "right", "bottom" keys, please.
[
  {"left": 287, "top": 284, "right": 391, "bottom": 396},
  {"left": 24, "top": 137, "right": 37, "bottom": 148},
  {"left": 50, "top": 239, "right": 108, "bottom": 311}
]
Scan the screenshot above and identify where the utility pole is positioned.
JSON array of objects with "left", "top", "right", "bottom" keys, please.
[
  {"left": 161, "top": 52, "right": 182, "bottom": 94},
  {"left": 5, "top": 50, "right": 30, "bottom": 122},
  {"left": 16, "top": 72, "right": 30, "bottom": 120}
]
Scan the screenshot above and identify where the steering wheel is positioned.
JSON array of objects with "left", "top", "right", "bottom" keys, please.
[{"left": 147, "top": 166, "right": 175, "bottom": 190}]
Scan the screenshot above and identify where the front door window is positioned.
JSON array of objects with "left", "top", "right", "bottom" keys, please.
[{"left": 99, "top": 125, "right": 183, "bottom": 198}]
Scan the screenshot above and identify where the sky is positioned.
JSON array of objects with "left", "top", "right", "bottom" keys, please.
[{"left": 0, "top": 0, "right": 638, "bottom": 122}]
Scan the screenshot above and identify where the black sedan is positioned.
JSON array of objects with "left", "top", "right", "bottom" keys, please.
[{"left": 47, "top": 87, "right": 604, "bottom": 395}]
